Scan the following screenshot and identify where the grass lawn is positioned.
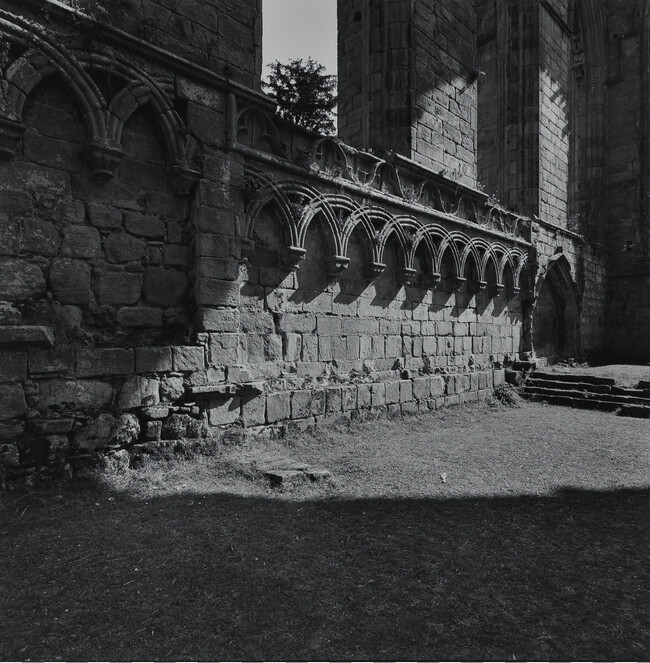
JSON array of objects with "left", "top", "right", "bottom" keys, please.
[{"left": 1, "top": 402, "right": 648, "bottom": 660}]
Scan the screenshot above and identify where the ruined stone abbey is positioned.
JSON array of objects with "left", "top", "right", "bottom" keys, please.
[{"left": 0, "top": 0, "right": 648, "bottom": 479}]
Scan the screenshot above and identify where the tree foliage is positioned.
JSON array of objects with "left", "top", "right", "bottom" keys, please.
[{"left": 263, "top": 57, "right": 337, "bottom": 135}]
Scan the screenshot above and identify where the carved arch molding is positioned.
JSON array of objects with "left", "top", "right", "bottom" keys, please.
[
  {"left": 0, "top": 9, "right": 200, "bottom": 194},
  {"left": 242, "top": 168, "right": 529, "bottom": 294}
]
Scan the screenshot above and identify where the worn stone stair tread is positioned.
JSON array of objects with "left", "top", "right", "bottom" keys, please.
[
  {"left": 530, "top": 371, "right": 616, "bottom": 386},
  {"left": 618, "top": 404, "right": 650, "bottom": 419},
  {"left": 523, "top": 385, "right": 650, "bottom": 406},
  {"left": 526, "top": 378, "right": 613, "bottom": 394},
  {"left": 523, "top": 392, "right": 620, "bottom": 411}
]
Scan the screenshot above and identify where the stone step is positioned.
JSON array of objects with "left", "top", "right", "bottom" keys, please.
[
  {"left": 523, "top": 392, "right": 621, "bottom": 412},
  {"left": 619, "top": 404, "right": 650, "bottom": 419},
  {"left": 529, "top": 370, "right": 616, "bottom": 386},
  {"left": 526, "top": 379, "right": 650, "bottom": 400},
  {"left": 523, "top": 386, "right": 650, "bottom": 406},
  {"left": 526, "top": 377, "right": 613, "bottom": 394}
]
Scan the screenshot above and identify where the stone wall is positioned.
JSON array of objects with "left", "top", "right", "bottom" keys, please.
[
  {"left": 604, "top": 0, "right": 650, "bottom": 360},
  {"left": 0, "top": 0, "right": 646, "bottom": 482},
  {"left": 8, "top": 0, "right": 263, "bottom": 89},
  {"left": 337, "top": 0, "right": 478, "bottom": 185}
]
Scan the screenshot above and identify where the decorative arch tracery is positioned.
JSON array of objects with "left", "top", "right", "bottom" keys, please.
[
  {"left": 0, "top": 9, "right": 200, "bottom": 193},
  {"left": 242, "top": 168, "right": 529, "bottom": 296}
]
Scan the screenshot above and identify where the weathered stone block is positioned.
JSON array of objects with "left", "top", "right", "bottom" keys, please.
[
  {"left": 196, "top": 278, "right": 240, "bottom": 307},
  {"left": 277, "top": 313, "right": 316, "bottom": 333},
  {"left": 359, "top": 335, "right": 373, "bottom": 359},
  {"left": 399, "top": 380, "right": 413, "bottom": 403},
  {"left": 412, "top": 377, "right": 430, "bottom": 401},
  {"left": 283, "top": 333, "right": 302, "bottom": 362},
  {"left": 76, "top": 348, "right": 134, "bottom": 377},
  {"left": 117, "top": 307, "right": 162, "bottom": 327},
  {"left": 160, "top": 376, "right": 184, "bottom": 402},
  {"left": 0, "top": 384, "right": 27, "bottom": 421},
  {"left": 125, "top": 213, "right": 165, "bottom": 238},
  {"left": 197, "top": 256, "right": 239, "bottom": 281},
  {"left": 493, "top": 369, "right": 505, "bottom": 386},
  {"left": 118, "top": 376, "right": 160, "bottom": 409},
  {"left": 385, "top": 381, "right": 401, "bottom": 405},
  {"left": 145, "top": 420, "right": 162, "bottom": 441},
  {"left": 38, "top": 379, "right": 113, "bottom": 412},
  {"left": 296, "top": 361, "right": 326, "bottom": 378},
  {"left": 30, "top": 418, "right": 74, "bottom": 435},
  {"left": 105, "top": 233, "right": 147, "bottom": 263},
  {"left": 88, "top": 204, "right": 122, "bottom": 229},
  {"left": 195, "top": 307, "right": 240, "bottom": 332},
  {"left": 172, "top": 346, "right": 205, "bottom": 372},
  {"left": 135, "top": 347, "right": 173, "bottom": 373},
  {"left": 242, "top": 395, "right": 266, "bottom": 426},
  {"left": 341, "top": 385, "right": 357, "bottom": 411},
  {"left": 357, "top": 383, "right": 372, "bottom": 409},
  {"left": 306, "top": 388, "right": 324, "bottom": 416},
  {"left": 437, "top": 321, "right": 453, "bottom": 336},
  {"left": 23, "top": 219, "right": 59, "bottom": 255},
  {"left": 291, "top": 390, "right": 312, "bottom": 419},
  {"left": 143, "top": 267, "right": 189, "bottom": 307},
  {"left": 164, "top": 245, "right": 193, "bottom": 269},
  {"left": 266, "top": 391, "right": 290, "bottom": 423},
  {"left": 74, "top": 413, "right": 117, "bottom": 451},
  {"left": 0, "top": 443, "right": 20, "bottom": 467},
  {"left": 317, "top": 315, "right": 342, "bottom": 335},
  {"left": 208, "top": 333, "right": 242, "bottom": 366},
  {"left": 371, "top": 382, "right": 386, "bottom": 408},
  {"left": 0, "top": 215, "right": 22, "bottom": 255},
  {"left": 0, "top": 351, "right": 27, "bottom": 382},
  {"left": 196, "top": 232, "right": 228, "bottom": 258},
  {"left": 385, "top": 335, "right": 402, "bottom": 358},
  {"left": 0, "top": 303, "right": 21, "bottom": 325},
  {"left": 430, "top": 376, "right": 445, "bottom": 397},
  {"left": 94, "top": 269, "right": 141, "bottom": 305},
  {"left": 0, "top": 259, "right": 45, "bottom": 302},
  {"left": 162, "top": 413, "right": 204, "bottom": 439},
  {"left": 208, "top": 398, "right": 241, "bottom": 426},
  {"left": 50, "top": 260, "right": 90, "bottom": 304},
  {"left": 60, "top": 226, "right": 100, "bottom": 258}
]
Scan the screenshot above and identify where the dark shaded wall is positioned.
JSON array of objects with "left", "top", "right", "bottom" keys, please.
[
  {"left": 605, "top": 0, "right": 650, "bottom": 360},
  {"left": 337, "top": 0, "right": 478, "bottom": 186},
  {"left": 9, "top": 0, "right": 263, "bottom": 88}
]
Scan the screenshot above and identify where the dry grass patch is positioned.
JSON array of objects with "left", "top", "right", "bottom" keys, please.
[{"left": 1, "top": 403, "right": 648, "bottom": 660}]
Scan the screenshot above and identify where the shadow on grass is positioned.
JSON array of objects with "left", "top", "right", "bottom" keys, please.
[{"left": 1, "top": 486, "right": 648, "bottom": 661}]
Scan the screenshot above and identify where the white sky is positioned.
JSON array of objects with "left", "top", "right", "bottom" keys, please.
[{"left": 263, "top": 0, "right": 338, "bottom": 79}]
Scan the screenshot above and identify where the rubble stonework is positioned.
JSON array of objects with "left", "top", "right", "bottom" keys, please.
[{"left": 0, "top": 0, "right": 647, "bottom": 481}]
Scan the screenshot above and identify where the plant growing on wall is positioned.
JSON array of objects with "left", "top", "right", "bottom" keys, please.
[{"left": 263, "top": 57, "right": 337, "bottom": 135}]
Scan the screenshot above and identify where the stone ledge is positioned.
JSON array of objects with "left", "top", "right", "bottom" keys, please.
[{"left": 0, "top": 326, "right": 54, "bottom": 348}]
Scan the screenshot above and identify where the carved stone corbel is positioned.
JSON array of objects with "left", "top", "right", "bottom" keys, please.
[
  {"left": 0, "top": 117, "right": 26, "bottom": 159},
  {"left": 88, "top": 142, "right": 124, "bottom": 180},
  {"left": 396, "top": 267, "right": 417, "bottom": 286},
  {"left": 281, "top": 245, "right": 307, "bottom": 270},
  {"left": 326, "top": 255, "right": 350, "bottom": 277},
  {"left": 474, "top": 280, "right": 488, "bottom": 293},
  {"left": 366, "top": 261, "right": 386, "bottom": 279}
]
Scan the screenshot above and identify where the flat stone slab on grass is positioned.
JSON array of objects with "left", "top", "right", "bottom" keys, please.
[{"left": 263, "top": 464, "right": 332, "bottom": 486}]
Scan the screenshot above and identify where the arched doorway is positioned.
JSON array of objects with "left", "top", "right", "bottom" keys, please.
[{"left": 532, "top": 255, "right": 580, "bottom": 360}]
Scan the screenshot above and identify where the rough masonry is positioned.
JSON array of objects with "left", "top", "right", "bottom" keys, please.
[{"left": 0, "top": 0, "right": 647, "bottom": 482}]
